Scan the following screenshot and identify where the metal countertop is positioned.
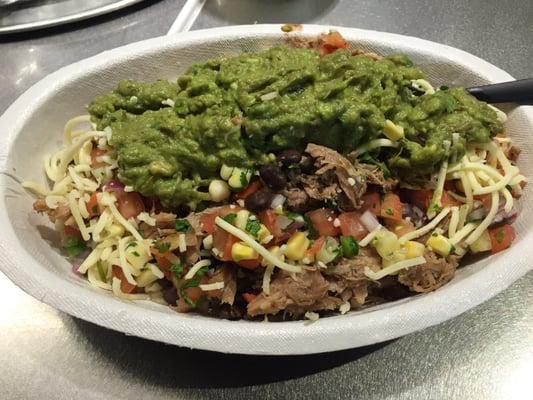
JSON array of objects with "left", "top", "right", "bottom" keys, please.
[{"left": 1, "top": 1, "right": 532, "bottom": 399}]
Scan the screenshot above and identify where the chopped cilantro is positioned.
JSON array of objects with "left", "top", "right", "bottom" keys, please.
[
  {"left": 240, "top": 169, "right": 252, "bottom": 187},
  {"left": 132, "top": 251, "right": 140, "bottom": 257},
  {"left": 303, "top": 215, "right": 319, "bottom": 240},
  {"left": 170, "top": 262, "right": 184, "bottom": 279},
  {"left": 64, "top": 236, "right": 86, "bottom": 258},
  {"left": 155, "top": 241, "right": 170, "bottom": 254},
  {"left": 246, "top": 219, "right": 261, "bottom": 236},
  {"left": 223, "top": 213, "right": 237, "bottom": 224},
  {"left": 404, "top": 58, "right": 414, "bottom": 68},
  {"left": 91, "top": 205, "right": 98, "bottom": 213},
  {"left": 196, "top": 266, "right": 209, "bottom": 277},
  {"left": 126, "top": 241, "right": 137, "bottom": 248},
  {"left": 430, "top": 202, "right": 443, "bottom": 213},
  {"left": 340, "top": 236, "right": 359, "bottom": 258},
  {"left": 495, "top": 229, "right": 505, "bottom": 243},
  {"left": 180, "top": 278, "right": 201, "bottom": 307},
  {"left": 175, "top": 219, "right": 191, "bottom": 232},
  {"left": 431, "top": 232, "right": 438, "bottom": 237},
  {"left": 439, "top": 85, "right": 449, "bottom": 91},
  {"left": 386, "top": 208, "right": 394, "bottom": 216}
]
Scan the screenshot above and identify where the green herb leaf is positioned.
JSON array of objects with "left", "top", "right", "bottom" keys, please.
[
  {"left": 495, "top": 229, "right": 505, "bottom": 243},
  {"left": 175, "top": 219, "right": 191, "bottom": 232},
  {"left": 340, "top": 236, "right": 359, "bottom": 258},
  {"left": 180, "top": 278, "right": 201, "bottom": 307},
  {"left": 223, "top": 213, "right": 237, "bottom": 224},
  {"left": 64, "top": 236, "right": 86, "bottom": 258},
  {"left": 132, "top": 251, "right": 140, "bottom": 257},
  {"left": 240, "top": 170, "right": 250, "bottom": 187},
  {"left": 246, "top": 219, "right": 261, "bottom": 236},
  {"left": 386, "top": 208, "right": 393, "bottom": 216},
  {"left": 170, "top": 262, "right": 184, "bottom": 279},
  {"left": 126, "top": 241, "right": 138, "bottom": 248},
  {"left": 196, "top": 266, "right": 209, "bottom": 277},
  {"left": 303, "top": 215, "right": 319, "bottom": 240},
  {"left": 431, "top": 232, "right": 438, "bottom": 237},
  {"left": 155, "top": 241, "right": 170, "bottom": 254},
  {"left": 91, "top": 205, "right": 98, "bottom": 213}
]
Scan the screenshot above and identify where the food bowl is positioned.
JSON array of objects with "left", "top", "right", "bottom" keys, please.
[{"left": 0, "top": 25, "right": 531, "bottom": 355}]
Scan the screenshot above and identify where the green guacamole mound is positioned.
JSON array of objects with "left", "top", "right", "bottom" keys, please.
[{"left": 89, "top": 45, "right": 502, "bottom": 209}]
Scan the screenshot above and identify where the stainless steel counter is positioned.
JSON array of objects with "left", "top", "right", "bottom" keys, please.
[{"left": 1, "top": 1, "right": 532, "bottom": 399}]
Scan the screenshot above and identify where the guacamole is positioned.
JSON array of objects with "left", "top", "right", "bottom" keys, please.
[{"left": 89, "top": 45, "right": 501, "bottom": 208}]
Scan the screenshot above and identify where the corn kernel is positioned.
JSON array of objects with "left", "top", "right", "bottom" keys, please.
[
  {"left": 231, "top": 242, "right": 257, "bottom": 261},
  {"left": 235, "top": 210, "right": 250, "bottom": 230},
  {"left": 285, "top": 232, "right": 310, "bottom": 261},
  {"left": 220, "top": 164, "right": 234, "bottom": 180},
  {"left": 426, "top": 233, "right": 453, "bottom": 257},
  {"left": 261, "top": 246, "right": 284, "bottom": 267},
  {"left": 257, "top": 224, "right": 272, "bottom": 244},
  {"left": 383, "top": 119, "right": 404, "bottom": 141},
  {"left": 403, "top": 241, "right": 426, "bottom": 258}
]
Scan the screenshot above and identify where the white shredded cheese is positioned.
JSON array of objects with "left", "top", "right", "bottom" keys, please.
[
  {"left": 200, "top": 282, "right": 225, "bottom": 291},
  {"left": 184, "top": 259, "right": 212, "bottom": 280},
  {"left": 112, "top": 277, "right": 149, "bottom": 300},
  {"left": 399, "top": 207, "right": 451, "bottom": 243},
  {"left": 465, "top": 187, "right": 499, "bottom": 246},
  {"left": 304, "top": 311, "right": 320, "bottom": 321},
  {"left": 215, "top": 217, "right": 302, "bottom": 273},
  {"left": 178, "top": 233, "right": 187, "bottom": 253},
  {"left": 354, "top": 139, "right": 399, "bottom": 156},
  {"left": 364, "top": 256, "right": 426, "bottom": 280},
  {"left": 67, "top": 192, "right": 90, "bottom": 241},
  {"left": 449, "top": 222, "right": 478, "bottom": 245},
  {"left": 448, "top": 206, "right": 460, "bottom": 238},
  {"left": 359, "top": 226, "right": 383, "bottom": 247},
  {"left": 339, "top": 302, "right": 351, "bottom": 315},
  {"left": 137, "top": 212, "right": 156, "bottom": 226}
]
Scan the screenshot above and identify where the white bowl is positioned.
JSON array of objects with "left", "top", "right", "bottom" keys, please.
[{"left": 0, "top": 25, "right": 531, "bottom": 355}]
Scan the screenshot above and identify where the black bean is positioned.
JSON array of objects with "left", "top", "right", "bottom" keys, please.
[
  {"left": 277, "top": 149, "right": 302, "bottom": 166},
  {"left": 163, "top": 287, "right": 178, "bottom": 305},
  {"left": 259, "top": 163, "right": 287, "bottom": 191},
  {"left": 245, "top": 187, "right": 273, "bottom": 213}
]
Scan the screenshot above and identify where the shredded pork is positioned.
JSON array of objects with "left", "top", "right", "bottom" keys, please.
[{"left": 398, "top": 250, "right": 458, "bottom": 293}]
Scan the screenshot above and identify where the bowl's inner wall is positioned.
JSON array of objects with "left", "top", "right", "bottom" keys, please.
[{"left": 6, "top": 31, "right": 532, "bottom": 318}]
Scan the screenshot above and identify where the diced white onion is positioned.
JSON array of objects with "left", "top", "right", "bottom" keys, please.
[
  {"left": 360, "top": 210, "right": 381, "bottom": 232},
  {"left": 270, "top": 194, "right": 286, "bottom": 209}
]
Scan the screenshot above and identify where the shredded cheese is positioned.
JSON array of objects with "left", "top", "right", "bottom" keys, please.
[
  {"left": 200, "top": 282, "right": 225, "bottom": 291},
  {"left": 67, "top": 192, "right": 90, "bottom": 241},
  {"left": 365, "top": 256, "right": 426, "bottom": 280},
  {"left": 465, "top": 187, "right": 499, "bottom": 246},
  {"left": 262, "top": 264, "right": 275, "bottom": 295},
  {"left": 178, "top": 233, "right": 187, "bottom": 253},
  {"left": 215, "top": 217, "right": 302, "bottom": 273},
  {"left": 304, "top": 311, "right": 320, "bottom": 321},
  {"left": 359, "top": 226, "right": 383, "bottom": 247},
  {"left": 449, "top": 222, "right": 478, "bottom": 245},
  {"left": 184, "top": 259, "right": 212, "bottom": 280},
  {"left": 399, "top": 207, "right": 451, "bottom": 243},
  {"left": 339, "top": 302, "right": 351, "bottom": 315},
  {"left": 448, "top": 206, "right": 460, "bottom": 238},
  {"left": 112, "top": 277, "right": 149, "bottom": 300},
  {"left": 354, "top": 139, "right": 399, "bottom": 156}
]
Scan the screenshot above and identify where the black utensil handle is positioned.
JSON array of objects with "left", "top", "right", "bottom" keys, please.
[{"left": 467, "top": 78, "right": 533, "bottom": 104}]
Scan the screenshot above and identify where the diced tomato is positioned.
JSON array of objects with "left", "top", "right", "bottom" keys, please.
[
  {"left": 259, "top": 209, "right": 282, "bottom": 239},
  {"left": 86, "top": 192, "right": 99, "bottom": 218},
  {"left": 115, "top": 191, "right": 145, "bottom": 220},
  {"left": 304, "top": 236, "right": 326, "bottom": 258},
  {"left": 360, "top": 192, "right": 381, "bottom": 215},
  {"left": 338, "top": 212, "right": 368, "bottom": 240},
  {"left": 306, "top": 208, "right": 340, "bottom": 237},
  {"left": 441, "top": 191, "right": 461, "bottom": 207},
  {"left": 380, "top": 193, "right": 403, "bottom": 221},
  {"left": 234, "top": 178, "right": 262, "bottom": 200},
  {"left": 90, "top": 148, "right": 107, "bottom": 168},
  {"left": 152, "top": 253, "right": 173, "bottom": 279},
  {"left": 320, "top": 31, "right": 348, "bottom": 55},
  {"left": 237, "top": 258, "right": 261, "bottom": 270},
  {"left": 200, "top": 212, "right": 217, "bottom": 234},
  {"left": 242, "top": 293, "right": 257, "bottom": 303},
  {"left": 405, "top": 189, "right": 433, "bottom": 210},
  {"left": 444, "top": 180, "right": 456, "bottom": 191},
  {"left": 176, "top": 276, "right": 209, "bottom": 312},
  {"left": 112, "top": 265, "right": 136, "bottom": 293},
  {"left": 489, "top": 224, "right": 515, "bottom": 254},
  {"left": 213, "top": 232, "right": 240, "bottom": 262}
]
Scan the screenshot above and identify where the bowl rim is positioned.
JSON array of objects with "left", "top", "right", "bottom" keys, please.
[{"left": 0, "top": 24, "right": 531, "bottom": 355}]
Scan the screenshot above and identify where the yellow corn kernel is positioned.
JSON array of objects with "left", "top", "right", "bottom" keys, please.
[
  {"left": 106, "top": 223, "right": 125, "bottom": 237},
  {"left": 231, "top": 242, "right": 257, "bottom": 262},
  {"left": 383, "top": 119, "right": 404, "bottom": 141},
  {"left": 125, "top": 241, "right": 152, "bottom": 270},
  {"left": 426, "top": 233, "right": 453, "bottom": 257},
  {"left": 220, "top": 164, "right": 234, "bottom": 180},
  {"left": 234, "top": 209, "right": 250, "bottom": 230},
  {"left": 261, "top": 246, "right": 284, "bottom": 267},
  {"left": 285, "top": 232, "right": 310, "bottom": 261},
  {"left": 403, "top": 241, "right": 426, "bottom": 258}
]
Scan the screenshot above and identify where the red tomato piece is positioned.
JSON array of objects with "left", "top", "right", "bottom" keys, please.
[
  {"left": 380, "top": 193, "right": 403, "bottom": 221},
  {"left": 259, "top": 209, "right": 282, "bottom": 239},
  {"left": 112, "top": 265, "right": 136, "bottom": 293},
  {"left": 489, "top": 224, "right": 515, "bottom": 254},
  {"left": 237, "top": 258, "right": 261, "bottom": 270},
  {"left": 360, "top": 192, "right": 381, "bottom": 215},
  {"left": 200, "top": 212, "right": 217, "bottom": 235},
  {"left": 338, "top": 212, "right": 368, "bottom": 240},
  {"left": 304, "top": 236, "right": 326, "bottom": 258},
  {"left": 234, "top": 178, "right": 262, "bottom": 200},
  {"left": 441, "top": 191, "right": 461, "bottom": 207},
  {"left": 242, "top": 293, "right": 257, "bottom": 303},
  {"left": 306, "top": 208, "right": 340, "bottom": 237},
  {"left": 86, "top": 192, "right": 99, "bottom": 218}
]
